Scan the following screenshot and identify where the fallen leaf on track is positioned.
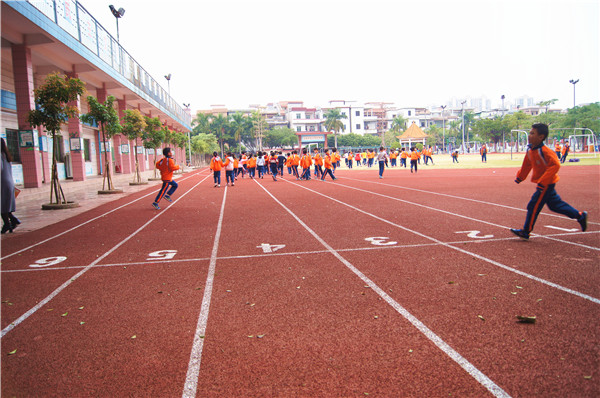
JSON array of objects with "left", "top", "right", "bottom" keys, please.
[
  {"left": 131, "top": 335, "right": 137, "bottom": 339},
  {"left": 8, "top": 349, "right": 17, "bottom": 355},
  {"left": 478, "top": 315, "right": 485, "bottom": 321},
  {"left": 61, "top": 312, "right": 68, "bottom": 317}
]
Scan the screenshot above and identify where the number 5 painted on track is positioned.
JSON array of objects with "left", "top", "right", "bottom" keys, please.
[
  {"left": 365, "top": 237, "right": 398, "bottom": 246},
  {"left": 147, "top": 250, "right": 178, "bottom": 261},
  {"left": 29, "top": 256, "right": 67, "bottom": 268},
  {"left": 455, "top": 230, "right": 494, "bottom": 239}
]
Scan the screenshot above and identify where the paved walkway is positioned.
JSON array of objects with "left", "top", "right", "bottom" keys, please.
[{"left": 4, "top": 170, "right": 188, "bottom": 234}]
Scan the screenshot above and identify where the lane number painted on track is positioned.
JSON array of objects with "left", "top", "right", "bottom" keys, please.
[
  {"left": 365, "top": 237, "right": 398, "bottom": 246},
  {"left": 544, "top": 225, "right": 579, "bottom": 232},
  {"left": 146, "top": 250, "right": 178, "bottom": 261},
  {"left": 29, "top": 256, "right": 67, "bottom": 268},
  {"left": 257, "top": 243, "right": 286, "bottom": 253},
  {"left": 455, "top": 230, "right": 494, "bottom": 239}
]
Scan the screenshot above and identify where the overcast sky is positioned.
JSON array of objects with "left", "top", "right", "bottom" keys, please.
[{"left": 81, "top": 0, "right": 598, "bottom": 112}]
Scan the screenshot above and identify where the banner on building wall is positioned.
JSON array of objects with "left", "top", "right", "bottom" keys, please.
[
  {"left": 100, "top": 141, "right": 111, "bottom": 152},
  {"left": 146, "top": 148, "right": 154, "bottom": 155},
  {"left": 69, "top": 137, "right": 82, "bottom": 151},
  {"left": 39, "top": 135, "right": 48, "bottom": 152},
  {"left": 19, "top": 130, "right": 38, "bottom": 147},
  {"left": 120, "top": 144, "right": 130, "bottom": 154},
  {"left": 136, "top": 146, "right": 144, "bottom": 154}
]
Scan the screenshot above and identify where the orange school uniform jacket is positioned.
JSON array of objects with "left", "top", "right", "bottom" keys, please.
[
  {"left": 410, "top": 151, "right": 420, "bottom": 160},
  {"left": 515, "top": 144, "right": 560, "bottom": 186},
  {"left": 313, "top": 153, "right": 323, "bottom": 166},
  {"left": 156, "top": 157, "right": 180, "bottom": 181},
  {"left": 210, "top": 156, "right": 223, "bottom": 171},
  {"left": 291, "top": 154, "right": 300, "bottom": 166},
  {"left": 247, "top": 157, "right": 257, "bottom": 168},
  {"left": 301, "top": 154, "right": 313, "bottom": 168},
  {"left": 323, "top": 154, "right": 333, "bottom": 169}
]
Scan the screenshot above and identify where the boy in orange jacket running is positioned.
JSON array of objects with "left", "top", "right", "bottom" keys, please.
[
  {"left": 510, "top": 123, "right": 587, "bottom": 240},
  {"left": 152, "top": 147, "right": 180, "bottom": 210}
]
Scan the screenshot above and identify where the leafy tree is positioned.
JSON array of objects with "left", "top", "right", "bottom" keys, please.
[
  {"left": 537, "top": 98, "right": 558, "bottom": 113},
  {"left": 390, "top": 115, "right": 407, "bottom": 132},
  {"left": 210, "top": 114, "right": 229, "bottom": 155},
  {"left": 472, "top": 118, "right": 508, "bottom": 151},
  {"left": 81, "top": 95, "right": 122, "bottom": 191},
  {"left": 264, "top": 127, "right": 297, "bottom": 148},
  {"left": 142, "top": 116, "right": 165, "bottom": 178},
  {"left": 425, "top": 125, "right": 442, "bottom": 147},
  {"left": 323, "top": 108, "right": 347, "bottom": 148},
  {"left": 230, "top": 112, "right": 247, "bottom": 152},
  {"left": 121, "top": 109, "right": 147, "bottom": 184},
  {"left": 28, "top": 73, "right": 86, "bottom": 205},
  {"left": 192, "top": 112, "right": 211, "bottom": 136},
  {"left": 561, "top": 102, "right": 600, "bottom": 134},
  {"left": 192, "top": 133, "right": 219, "bottom": 154}
]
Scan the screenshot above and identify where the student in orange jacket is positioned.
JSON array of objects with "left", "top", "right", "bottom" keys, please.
[
  {"left": 210, "top": 151, "right": 224, "bottom": 187},
  {"left": 300, "top": 148, "right": 313, "bottom": 180},
  {"left": 410, "top": 147, "right": 420, "bottom": 173},
  {"left": 152, "top": 147, "right": 180, "bottom": 210},
  {"left": 291, "top": 150, "right": 301, "bottom": 180},
  {"left": 510, "top": 123, "right": 587, "bottom": 240},
  {"left": 313, "top": 148, "right": 323, "bottom": 178},
  {"left": 331, "top": 148, "right": 340, "bottom": 173},
  {"left": 223, "top": 152, "right": 235, "bottom": 186},
  {"left": 400, "top": 148, "right": 408, "bottom": 168},
  {"left": 480, "top": 144, "right": 487, "bottom": 163},
  {"left": 554, "top": 142, "right": 562, "bottom": 159},
  {"left": 247, "top": 153, "right": 257, "bottom": 179},
  {"left": 321, "top": 149, "right": 336, "bottom": 181}
]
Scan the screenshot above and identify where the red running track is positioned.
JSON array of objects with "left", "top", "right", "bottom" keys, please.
[{"left": 1, "top": 165, "right": 599, "bottom": 397}]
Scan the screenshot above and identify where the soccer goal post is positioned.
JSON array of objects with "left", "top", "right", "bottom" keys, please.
[{"left": 551, "top": 128, "right": 598, "bottom": 159}]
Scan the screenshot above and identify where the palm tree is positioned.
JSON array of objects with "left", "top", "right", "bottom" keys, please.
[
  {"left": 391, "top": 115, "right": 407, "bottom": 132},
  {"left": 210, "top": 114, "right": 229, "bottom": 155},
  {"left": 192, "top": 112, "right": 211, "bottom": 136},
  {"left": 323, "top": 108, "right": 347, "bottom": 148},
  {"left": 230, "top": 112, "right": 246, "bottom": 152}
]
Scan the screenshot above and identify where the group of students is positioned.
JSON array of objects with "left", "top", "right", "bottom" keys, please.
[
  {"left": 343, "top": 147, "right": 435, "bottom": 169},
  {"left": 208, "top": 147, "right": 343, "bottom": 186},
  {"left": 554, "top": 141, "right": 571, "bottom": 163},
  {"left": 149, "top": 124, "right": 588, "bottom": 246}
]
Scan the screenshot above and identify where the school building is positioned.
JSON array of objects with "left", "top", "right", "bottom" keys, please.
[{"left": 1, "top": 0, "right": 192, "bottom": 188}]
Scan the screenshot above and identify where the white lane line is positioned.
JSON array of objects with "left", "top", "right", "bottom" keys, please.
[
  {"left": 1, "top": 169, "right": 208, "bottom": 261},
  {"left": 327, "top": 179, "right": 599, "bottom": 251},
  {"left": 182, "top": 186, "right": 227, "bottom": 398},
  {"left": 341, "top": 175, "right": 600, "bottom": 226},
  {"left": 287, "top": 180, "right": 600, "bottom": 304},
  {"left": 0, "top": 174, "right": 209, "bottom": 339},
  {"left": 254, "top": 179, "right": 511, "bottom": 398},
  {"left": 4, "top": 231, "right": 598, "bottom": 274}
]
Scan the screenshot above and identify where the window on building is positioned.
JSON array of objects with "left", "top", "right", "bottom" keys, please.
[
  {"left": 83, "top": 138, "right": 91, "bottom": 162},
  {"left": 421, "top": 122, "right": 425, "bottom": 127},
  {"left": 5, "top": 129, "right": 21, "bottom": 163},
  {"left": 356, "top": 111, "right": 360, "bottom": 116},
  {"left": 341, "top": 112, "right": 346, "bottom": 116},
  {"left": 356, "top": 124, "right": 361, "bottom": 130},
  {"left": 309, "top": 126, "right": 315, "bottom": 131},
  {"left": 408, "top": 111, "right": 412, "bottom": 116},
  {"left": 296, "top": 113, "right": 301, "bottom": 119},
  {"left": 296, "top": 126, "right": 301, "bottom": 132}
]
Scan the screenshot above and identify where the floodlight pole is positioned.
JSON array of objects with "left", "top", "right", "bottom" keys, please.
[
  {"left": 461, "top": 100, "right": 466, "bottom": 153},
  {"left": 569, "top": 79, "right": 579, "bottom": 108},
  {"left": 440, "top": 105, "right": 446, "bottom": 153},
  {"left": 109, "top": 5, "right": 124, "bottom": 42}
]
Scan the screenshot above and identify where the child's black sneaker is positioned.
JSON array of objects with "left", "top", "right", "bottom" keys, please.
[
  {"left": 578, "top": 211, "right": 588, "bottom": 232},
  {"left": 510, "top": 228, "right": 529, "bottom": 240},
  {"left": 164, "top": 194, "right": 172, "bottom": 202},
  {"left": 152, "top": 202, "right": 160, "bottom": 210}
]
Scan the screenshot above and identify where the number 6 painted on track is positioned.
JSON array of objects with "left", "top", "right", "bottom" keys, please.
[
  {"left": 146, "top": 250, "right": 178, "bottom": 261},
  {"left": 29, "top": 256, "right": 67, "bottom": 268},
  {"left": 365, "top": 237, "right": 398, "bottom": 246}
]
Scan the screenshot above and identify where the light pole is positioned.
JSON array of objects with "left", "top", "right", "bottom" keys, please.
[
  {"left": 569, "top": 79, "right": 579, "bottom": 108},
  {"left": 164, "top": 74, "right": 172, "bottom": 96},
  {"left": 183, "top": 103, "right": 192, "bottom": 166},
  {"left": 461, "top": 100, "right": 466, "bottom": 153},
  {"left": 440, "top": 105, "right": 446, "bottom": 153},
  {"left": 501, "top": 94, "right": 505, "bottom": 116},
  {"left": 108, "top": 5, "right": 125, "bottom": 42}
]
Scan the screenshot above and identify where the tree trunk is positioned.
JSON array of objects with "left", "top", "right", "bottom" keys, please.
[
  {"left": 132, "top": 138, "right": 142, "bottom": 183},
  {"left": 101, "top": 125, "right": 114, "bottom": 190},
  {"left": 49, "top": 132, "right": 67, "bottom": 204}
]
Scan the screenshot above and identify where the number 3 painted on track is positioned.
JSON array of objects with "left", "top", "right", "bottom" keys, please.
[
  {"left": 29, "top": 256, "right": 67, "bottom": 268},
  {"left": 365, "top": 237, "right": 398, "bottom": 246}
]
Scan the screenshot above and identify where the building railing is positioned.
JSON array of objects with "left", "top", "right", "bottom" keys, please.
[{"left": 9, "top": 0, "right": 191, "bottom": 130}]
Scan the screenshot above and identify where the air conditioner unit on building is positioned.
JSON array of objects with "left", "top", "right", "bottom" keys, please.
[{"left": 64, "top": 152, "right": 73, "bottom": 179}]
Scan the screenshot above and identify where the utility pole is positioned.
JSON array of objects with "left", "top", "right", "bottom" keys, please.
[
  {"left": 461, "top": 100, "right": 466, "bottom": 153},
  {"left": 569, "top": 79, "right": 579, "bottom": 108},
  {"left": 441, "top": 105, "right": 446, "bottom": 153}
]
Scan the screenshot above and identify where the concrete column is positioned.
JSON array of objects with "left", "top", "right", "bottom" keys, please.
[
  {"left": 117, "top": 98, "right": 132, "bottom": 174},
  {"left": 66, "top": 71, "right": 85, "bottom": 181},
  {"left": 12, "top": 44, "right": 42, "bottom": 188}
]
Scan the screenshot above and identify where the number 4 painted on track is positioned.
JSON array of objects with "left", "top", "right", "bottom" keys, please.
[
  {"left": 257, "top": 243, "right": 286, "bottom": 253},
  {"left": 455, "top": 230, "right": 494, "bottom": 239}
]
